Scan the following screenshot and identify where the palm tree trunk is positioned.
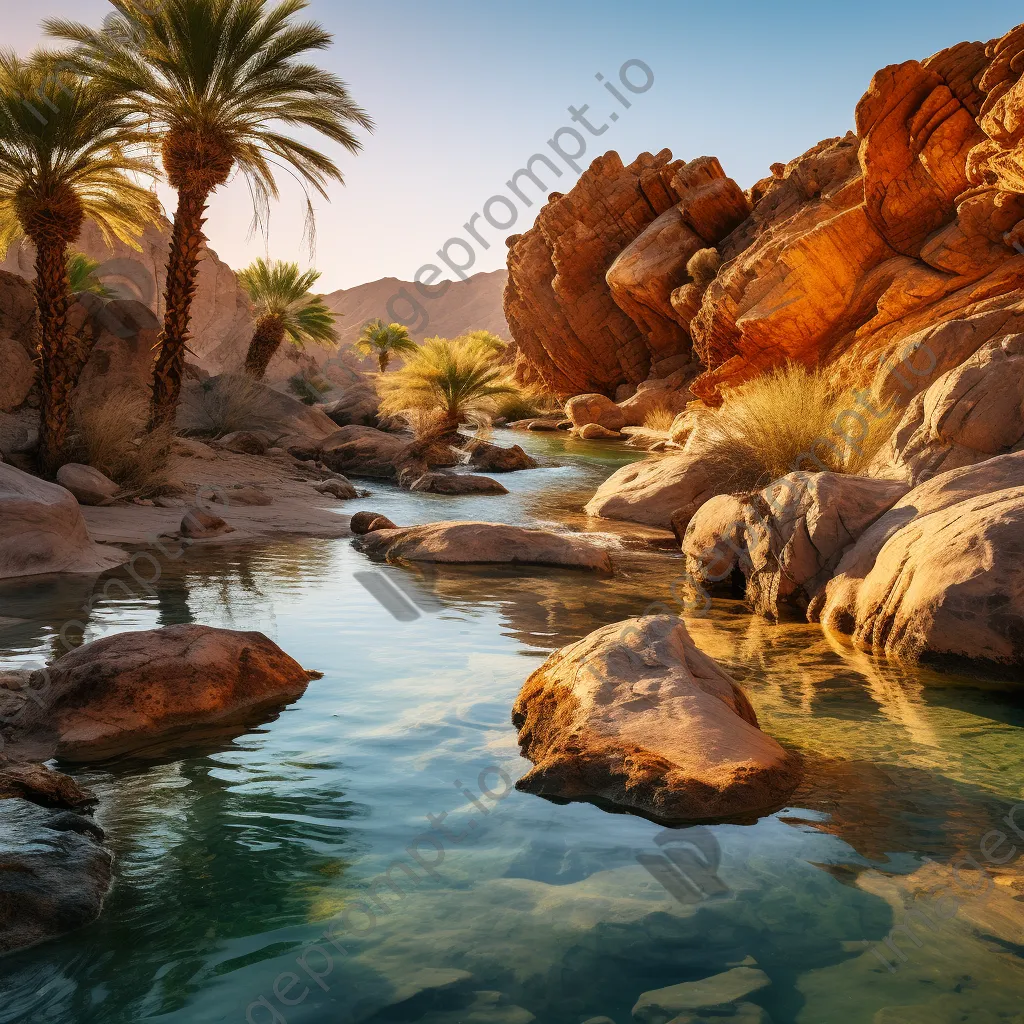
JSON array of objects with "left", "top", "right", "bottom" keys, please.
[
  {"left": 378, "top": 352, "right": 388, "bottom": 373},
  {"left": 244, "top": 315, "right": 286, "bottom": 379},
  {"left": 34, "top": 238, "right": 74, "bottom": 476},
  {"left": 150, "top": 188, "right": 211, "bottom": 429}
]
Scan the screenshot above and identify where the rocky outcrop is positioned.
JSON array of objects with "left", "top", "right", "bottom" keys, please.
[
  {"left": 871, "top": 333, "right": 1024, "bottom": 483},
  {"left": 354, "top": 521, "right": 613, "bottom": 572},
  {"left": 0, "top": 463, "right": 128, "bottom": 580},
  {"left": 683, "top": 473, "right": 910, "bottom": 618},
  {"left": 512, "top": 615, "right": 797, "bottom": 821},
  {"left": 813, "top": 452, "right": 1024, "bottom": 669},
  {"left": 8, "top": 625, "right": 319, "bottom": 761},
  {"left": 506, "top": 23, "right": 1024, "bottom": 416}
]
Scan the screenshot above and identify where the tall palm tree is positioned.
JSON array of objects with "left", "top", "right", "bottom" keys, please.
[
  {"left": 67, "top": 252, "right": 112, "bottom": 296},
  {"left": 237, "top": 258, "right": 338, "bottom": 379},
  {"left": 0, "top": 51, "right": 158, "bottom": 474},
  {"left": 356, "top": 318, "right": 418, "bottom": 373},
  {"left": 47, "top": 0, "right": 373, "bottom": 428},
  {"left": 376, "top": 335, "right": 519, "bottom": 436}
]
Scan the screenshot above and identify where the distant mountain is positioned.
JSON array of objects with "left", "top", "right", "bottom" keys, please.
[{"left": 323, "top": 269, "right": 509, "bottom": 347}]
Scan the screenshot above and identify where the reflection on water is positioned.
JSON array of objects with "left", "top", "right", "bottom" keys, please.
[{"left": 0, "top": 431, "right": 1021, "bottom": 1024}]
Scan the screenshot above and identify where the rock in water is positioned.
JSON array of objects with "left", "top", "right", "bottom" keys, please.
[
  {"left": 349, "top": 510, "right": 397, "bottom": 534},
  {"left": 512, "top": 615, "right": 797, "bottom": 821},
  {"left": 0, "top": 798, "right": 112, "bottom": 955},
  {"left": 577, "top": 423, "right": 624, "bottom": 440},
  {"left": 11, "top": 624, "right": 320, "bottom": 761},
  {"left": 632, "top": 966, "right": 772, "bottom": 1023},
  {"left": 465, "top": 439, "right": 538, "bottom": 472},
  {"left": 0, "top": 463, "right": 128, "bottom": 580},
  {"left": 406, "top": 471, "right": 509, "bottom": 495},
  {"left": 814, "top": 451, "right": 1024, "bottom": 669},
  {"left": 315, "top": 477, "right": 358, "bottom": 500},
  {"left": 180, "top": 506, "right": 235, "bottom": 539},
  {"left": 565, "top": 394, "right": 627, "bottom": 431},
  {"left": 55, "top": 463, "right": 120, "bottom": 506},
  {"left": 354, "top": 521, "right": 613, "bottom": 572}
]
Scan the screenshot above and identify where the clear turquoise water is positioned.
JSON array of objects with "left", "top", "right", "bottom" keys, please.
[{"left": 0, "top": 431, "right": 1021, "bottom": 1024}]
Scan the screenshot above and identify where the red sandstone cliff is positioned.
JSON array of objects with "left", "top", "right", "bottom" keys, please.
[{"left": 504, "top": 23, "right": 1024, "bottom": 404}]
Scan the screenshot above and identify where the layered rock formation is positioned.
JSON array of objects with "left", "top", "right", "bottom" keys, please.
[{"left": 506, "top": 23, "right": 1024, "bottom": 409}]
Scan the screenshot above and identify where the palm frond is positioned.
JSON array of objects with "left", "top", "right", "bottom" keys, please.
[{"left": 238, "top": 256, "right": 338, "bottom": 350}]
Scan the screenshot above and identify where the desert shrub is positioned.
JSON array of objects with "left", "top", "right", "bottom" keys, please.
[
  {"left": 687, "top": 247, "right": 722, "bottom": 288},
  {"left": 685, "top": 362, "right": 893, "bottom": 489},
  {"left": 288, "top": 371, "right": 332, "bottom": 405},
  {"left": 191, "top": 373, "right": 266, "bottom": 437},
  {"left": 71, "top": 388, "right": 171, "bottom": 493},
  {"left": 376, "top": 335, "right": 518, "bottom": 435},
  {"left": 643, "top": 404, "right": 677, "bottom": 432}
]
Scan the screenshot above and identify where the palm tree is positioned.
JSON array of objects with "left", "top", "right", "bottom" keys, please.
[
  {"left": 356, "top": 318, "right": 418, "bottom": 373},
  {"left": 67, "top": 252, "right": 112, "bottom": 296},
  {"left": 376, "top": 335, "right": 520, "bottom": 436},
  {"left": 47, "top": 0, "right": 373, "bottom": 429},
  {"left": 237, "top": 258, "right": 338, "bottom": 379},
  {"left": 0, "top": 51, "right": 158, "bottom": 474}
]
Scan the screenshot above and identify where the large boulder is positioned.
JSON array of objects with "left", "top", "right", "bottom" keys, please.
[
  {"left": 322, "top": 380, "right": 382, "bottom": 428},
  {"left": 0, "top": 463, "right": 127, "bottom": 580},
  {"left": 313, "top": 424, "right": 411, "bottom": 480},
  {"left": 176, "top": 374, "right": 337, "bottom": 441},
  {"left": 872, "top": 334, "right": 1024, "bottom": 484},
  {"left": 354, "top": 521, "right": 613, "bottom": 572},
  {"left": 565, "top": 393, "right": 627, "bottom": 431},
  {"left": 511, "top": 615, "right": 797, "bottom": 821},
  {"left": 684, "top": 473, "right": 910, "bottom": 618},
  {"left": 9, "top": 625, "right": 320, "bottom": 761},
  {"left": 814, "top": 452, "right": 1024, "bottom": 669},
  {"left": 55, "top": 463, "right": 120, "bottom": 506},
  {"left": 464, "top": 438, "right": 538, "bottom": 472},
  {"left": 585, "top": 451, "right": 718, "bottom": 529}
]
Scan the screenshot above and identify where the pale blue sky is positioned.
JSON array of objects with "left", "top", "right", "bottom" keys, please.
[{"left": 9, "top": 1, "right": 1023, "bottom": 289}]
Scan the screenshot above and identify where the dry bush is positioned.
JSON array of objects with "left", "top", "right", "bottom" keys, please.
[
  {"left": 192, "top": 373, "right": 266, "bottom": 437},
  {"left": 72, "top": 388, "right": 171, "bottom": 494},
  {"left": 643, "top": 405, "right": 677, "bottom": 432},
  {"left": 687, "top": 247, "right": 722, "bottom": 288},
  {"left": 685, "top": 362, "right": 894, "bottom": 489}
]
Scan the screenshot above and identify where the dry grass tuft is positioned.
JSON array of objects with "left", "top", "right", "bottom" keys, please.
[
  {"left": 72, "top": 388, "right": 172, "bottom": 494},
  {"left": 642, "top": 405, "right": 677, "bottom": 432},
  {"left": 687, "top": 248, "right": 722, "bottom": 288},
  {"left": 191, "top": 373, "right": 266, "bottom": 437},
  {"left": 685, "top": 362, "right": 894, "bottom": 489}
]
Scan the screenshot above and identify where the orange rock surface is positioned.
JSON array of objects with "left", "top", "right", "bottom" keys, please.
[{"left": 506, "top": 23, "right": 1024, "bottom": 405}]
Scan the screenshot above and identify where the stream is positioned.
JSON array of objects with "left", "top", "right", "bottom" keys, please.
[{"left": 0, "top": 430, "right": 1021, "bottom": 1024}]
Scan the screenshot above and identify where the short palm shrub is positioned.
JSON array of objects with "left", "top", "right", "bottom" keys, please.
[
  {"left": 685, "top": 362, "right": 893, "bottom": 489},
  {"left": 376, "top": 335, "right": 519, "bottom": 436},
  {"left": 355, "top": 318, "right": 418, "bottom": 372}
]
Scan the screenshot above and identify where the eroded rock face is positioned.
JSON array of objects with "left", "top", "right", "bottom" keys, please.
[
  {"left": 684, "top": 473, "right": 910, "bottom": 618},
  {"left": 511, "top": 615, "right": 797, "bottom": 821},
  {"left": 0, "top": 463, "right": 128, "bottom": 580},
  {"left": 354, "top": 521, "right": 612, "bottom": 572},
  {"left": 505, "top": 24, "right": 1024, "bottom": 418},
  {"left": 814, "top": 452, "right": 1024, "bottom": 668},
  {"left": 0, "top": 269, "right": 38, "bottom": 414},
  {"left": 10, "top": 624, "right": 318, "bottom": 760},
  {"left": 872, "top": 333, "right": 1024, "bottom": 482}
]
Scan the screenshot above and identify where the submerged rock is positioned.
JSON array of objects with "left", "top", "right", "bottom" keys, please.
[
  {"left": 354, "top": 521, "right": 613, "bottom": 572},
  {"left": 512, "top": 615, "right": 797, "bottom": 821},
  {"left": 10, "top": 624, "right": 320, "bottom": 761},
  {"left": 632, "top": 966, "right": 772, "bottom": 1023},
  {"left": 0, "top": 463, "right": 127, "bottom": 580},
  {"left": 814, "top": 451, "right": 1024, "bottom": 669},
  {"left": 55, "top": 463, "right": 119, "bottom": 506}
]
